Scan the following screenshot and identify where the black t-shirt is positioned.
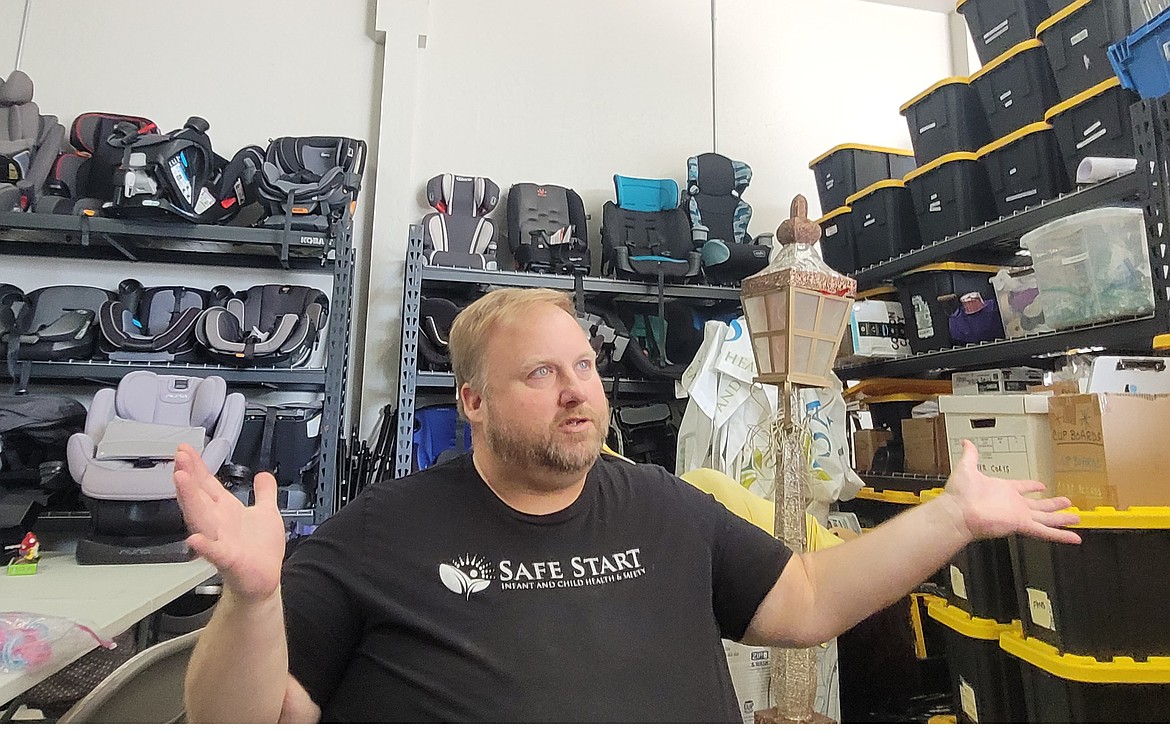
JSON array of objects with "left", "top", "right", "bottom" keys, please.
[{"left": 282, "top": 453, "right": 792, "bottom": 723}]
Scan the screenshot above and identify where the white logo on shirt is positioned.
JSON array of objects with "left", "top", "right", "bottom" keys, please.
[{"left": 439, "top": 555, "right": 494, "bottom": 599}]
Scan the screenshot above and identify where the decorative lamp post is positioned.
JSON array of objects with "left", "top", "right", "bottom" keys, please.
[{"left": 741, "top": 195, "right": 856, "bottom": 724}]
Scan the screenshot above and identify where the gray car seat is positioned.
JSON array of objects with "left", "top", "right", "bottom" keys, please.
[
  {"left": 251, "top": 136, "right": 367, "bottom": 232},
  {"left": 66, "top": 370, "right": 245, "bottom": 564},
  {"left": 98, "top": 279, "right": 227, "bottom": 363},
  {"left": 422, "top": 174, "right": 501, "bottom": 270},
  {"left": 0, "top": 71, "right": 67, "bottom": 212},
  {"left": 37, "top": 112, "right": 157, "bottom": 215},
  {"left": 0, "top": 284, "right": 114, "bottom": 364},
  {"left": 194, "top": 284, "right": 329, "bottom": 367},
  {"left": 506, "top": 182, "right": 590, "bottom": 274}
]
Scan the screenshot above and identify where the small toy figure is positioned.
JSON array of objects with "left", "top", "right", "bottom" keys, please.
[{"left": 5, "top": 531, "right": 40, "bottom": 575}]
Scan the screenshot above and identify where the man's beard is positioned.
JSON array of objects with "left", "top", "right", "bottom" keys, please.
[{"left": 483, "top": 404, "right": 610, "bottom": 477}]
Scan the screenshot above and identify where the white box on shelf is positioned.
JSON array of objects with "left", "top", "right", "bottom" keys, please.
[
  {"left": 847, "top": 300, "right": 910, "bottom": 358},
  {"left": 951, "top": 367, "right": 1045, "bottom": 395},
  {"left": 1087, "top": 357, "right": 1170, "bottom": 395},
  {"left": 938, "top": 394, "right": 1054, "bottom": 494}
]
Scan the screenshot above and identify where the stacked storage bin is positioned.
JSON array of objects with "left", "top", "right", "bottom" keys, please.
[
  {"left": 809, "top": 144, "right": 916, "bottom": 214},
  {"left": 1109, "top": 6, "right": 1170, "bottom": 99},
  {"left": 845, "top": 180, "right": 923, "bottom": 270},
  {"left": 893, "top": 263, "right": 1005, "bottom": 353},
  {"left": 818, "top": 205, "right": 857, "bottom": 275},
  {"left": 1006, "top": 508, "right": 1170, "bottom": 722},
  {"left": 958, "top": 0, "right": 1052, "bottom": 66}
]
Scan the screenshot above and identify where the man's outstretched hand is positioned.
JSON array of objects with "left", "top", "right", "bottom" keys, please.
[
  {"left": 173, "top": 444, "right": 288, "bottom": 601},
  {"left": 940, "top": 439, "right": 1081, "bottom": 545}
]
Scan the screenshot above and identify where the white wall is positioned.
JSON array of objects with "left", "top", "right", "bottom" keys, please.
[{"left": 714, "top": 0, "right": 954, "bottom": 228}]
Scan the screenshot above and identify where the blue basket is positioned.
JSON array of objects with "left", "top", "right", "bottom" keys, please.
[{"left": 1109, "top": 7, "right": 1170, "bottom": 99}]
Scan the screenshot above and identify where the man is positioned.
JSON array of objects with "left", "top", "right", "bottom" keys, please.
[{"left": 178, "top": 287, "right": 1079, "bottom": 723}]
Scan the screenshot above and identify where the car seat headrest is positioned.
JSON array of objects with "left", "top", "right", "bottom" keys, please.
[
  {"left": 114, "top": 371, "right": 226, "bottom": 431},
  {"left": 427, "top": 174, "right": 499, "bottom": 217},
  {"left": 613, "top": 175, "right": 680, "bottom": 212},
  {"left": 688, "top": 153, "right": 752, "bottom": 197},
  {"left": 0, "top": 71, "right": 34, "bottom": 106}
]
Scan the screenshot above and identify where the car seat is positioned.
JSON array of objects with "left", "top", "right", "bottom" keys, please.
[
  {"left": 601, "top": 175, "right": 699, "bottom": 283},
  {"left": 0, "top": 394, "right": 86, "bottom": 510},
  {"left": 609, "top": 402, "right": 678, "bottom": 470},
  {"left": 65, "top": 370, "right": 245, "bottom": 564},
  {"left": 421, "top": 174, "right": 501, "bottom": 270},
  {"left": 98, "top": 279, "right": 226, "bottom": 363},
  {"left": 250, "top": 136, "right": 367, "bottom": 232},
  {"left": 682, "top": 153, "right": 773, "bottom": 285},
  {"left": 0, "top": 284, "right": 114, "bottom": 365},
  {"left": 228, "top": 401, "right": 322, "bottom": 511},
  {"left": 194, "top": 284, "right": 328, "bottom": 367},
  {"left": 101, "top": 116, "right": 261, "bottom": 225},
  {"left": 0, "top": 70, "right": 67, "bottom": 213},
  {"left": 37, "top": 112, "right": 156, "bottom": 215},
  {"left": 610, "top": 299, "right": 724, "bottom": 382},
  {"left": 417, "top": 295, "right": 464, "bottom": 371},
  {"left": 506, "top": 183, "right": 590, "bottom": 274}
]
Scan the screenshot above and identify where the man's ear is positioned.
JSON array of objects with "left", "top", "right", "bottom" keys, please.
[{"left": 460, "top": 382, "right": 485, "bottom": 423}]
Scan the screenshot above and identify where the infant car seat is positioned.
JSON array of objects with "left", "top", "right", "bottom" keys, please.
[
  {"left": 65, "top": 370, "right": 245, "bottom": 564},
  {"left": 422, "top": 174, "right": 501, "bottom": 270},
  {"left": 507, "top": 183, "right": 590, "bottom": 274},
  {"left": 682, "top": 153, "right": 773, "bottom": 285},
  {"left": 250, "top": 136, "right": 367, "bottom": 232},
  {"left": 37, "top": 112, "right": 156, "bottom": 215},
  {"left": 601, "top": 175, "right": 698, "bottom": 282},
  {"left": 0, "top": 71, "right": 67, "bottom": 212},
  {"left": 0, "top": 394, "right": 86, "bottom": 510},
  {"left": 228, "top": 401, "right": 322, "bottom": 511},
  {"left": 417, "top": 296, "right": 465, "bottom": 371},
  {"left": 195, "top": 284, "right": 328, "bottom": 367},
  {"left": 102, "top": 116, "right": 260, "bottom": 225},
  {"left": 0, "top": 285, "right": 114, "bottom": 364},
  {"left": 98, "top": 279, "right": 225, "bottom": 363}
]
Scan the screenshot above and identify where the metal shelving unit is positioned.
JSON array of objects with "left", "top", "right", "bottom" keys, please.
[
  {"left": 394, "top": 225, "right": 733, "bottom": 478},
  {"left": 0, "top": 212, "right": 355, "bottom": 524},
  {"left": 839, "top": 97, "right": 1170, "bottom": 383}
]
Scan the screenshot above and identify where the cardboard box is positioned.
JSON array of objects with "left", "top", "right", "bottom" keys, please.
[
  {"left": 901, "top": 416, "right": 951, "bottom": 475},
  {"left": 853, "top": 429, "right": 892, "bottom": 473},
  {"left": 1028, "top": 382, "right": 1079, "bottom": 396},
  {"left": 1048, "top": 393, "right": 1170, "bottom": 509},
  {"left": 939, "top": 394, "right": 1054, "bottom": 493},
  {"left": 952, "top": 367, "right": 1045, "bottom": 396}
]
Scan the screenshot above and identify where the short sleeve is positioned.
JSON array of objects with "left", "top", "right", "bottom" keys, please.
[{"left": 281, "top": 498, "right": 368, "bottom": 709}]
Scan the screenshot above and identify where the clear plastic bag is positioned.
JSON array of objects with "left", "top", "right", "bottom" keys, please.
[{"left": 0, "top": 612, "right": 115, "bottom": 674}]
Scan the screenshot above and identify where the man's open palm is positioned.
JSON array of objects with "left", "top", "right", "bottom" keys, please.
[
  {"left": 173, "top": 444, "right": 287, "bottom": 601},
  {"left": 944, "top": 439, "right": 1081, "bottom": 545}
]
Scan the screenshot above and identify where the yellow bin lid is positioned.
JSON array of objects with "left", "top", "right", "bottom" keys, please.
[
  {"left": 809, "top": 143, "right": 914, "bottom": 169},
  {"left": 1155, "top": 333, "right": 1170, "bottom": 351},
  {"left": 1045, "top": 77, "right": 1123, "bottom": 122},
  {"left": 927, "top": 597, "right": 1018, "bottom": 640},
  {"left": 854, "top": 487, "right": 922, "bottom": 506},
  {"left": 857, "top": 284, "right": 898, "bottom": 300},
  {"left": 1067, "top": 506, "right": 1170, "bottom": 529},
  {"left": 817, "top": 205, "right": 851, "bottom": 225},
  {"left": 1001, "top": 630, "right": 1170, "bottom": 683},
  {"left": 904, "top": 151, "right": 981, "bottom": 184},
  {"left": 1037, "top": 0, "right": 1096, "bottom": 36},
  {"left": 901, "top": 76, "right": 971, "bottom": 114},
  {"left": 844, "top": 178, "right": 906, "bottom": 207},
  {"left": 896, "top": 262, "right": 1003, "bottom": 278},
  {"left": 844, "top": 378, "right": 953, "bottom": 400},
  {"left": 971, "top": 39, "right": 1045, "bottom": 83},
  {"left": 978, "top": 122, "right": 1054, "bottom": 158}
]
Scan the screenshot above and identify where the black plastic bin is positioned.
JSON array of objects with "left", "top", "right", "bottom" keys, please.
[
  {"left": 893, "top": 263, "right": 1002, "bottom": 353},
  {"left": 927, "top": 599, "right": 1027, "bottom": 723},
  {"left": 1001, "top": 630, "right": 1170, "bottom": 723},
  {"left": 1045, "top": 77, "right": 1139, "bottom": 183},
  {"left": 845, "top": 180, "right": 922, "bottom": 270},
  {"left": 1009, "top": 508, "right": 1170, "bottom": 660},
  {"left": 901, "top": 77, "right": 994, "bottom": 164},
  {"left": 1038, "top": 0, "right": 1136, "bottom": 101},
  {"left": 818, "top": 205, "right": 856, "bottom": 275},
  {"left": 1047, "top": 0, "right": 1170, "bottom": 28},
  {"left": 979, "top": 122, "right": 1070, "bottom": 216},
  {"left": 971, "top": 39, "right": 1063, "bottom": 140},
  {"left": 809, "top": 144, "right": 916, "bottom": 213},
  {"left": 904, "top": 152, "right": 998, "bottom": 246},
  {"left": 959, "top": 0, "right": 1052, "bottom": 66},
  {"left": 947, "top": 538, "right": 1021, "bottom": 624}
]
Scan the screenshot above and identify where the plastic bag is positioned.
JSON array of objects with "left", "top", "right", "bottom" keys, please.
[{"left": 0, "top": 612, "right": 114, "bottom": 674}]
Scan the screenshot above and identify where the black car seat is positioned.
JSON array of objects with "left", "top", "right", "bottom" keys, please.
[
  {"left": 682, "top": 153, "right": 773, "bottom": 285},
  {"left": 601, "top": 175, "right": 699, "bottom": 282},
  {"left": 0, "top": 71, "right": 67, "bottom": 213},
  {"left": 37, "top": 112, "right": 156, "bottom": 215},
  {"left": 98, "top": 279, "right": 226, "bottom": 363},
  {"left": 422, "top": 174, "right": 501, "bottom": 270},
  {"left": 417, "top": 296, "right": 464, "bottom": 371},
  {"left": 194, "top": 284, "right": 328, "bottom": 367},
  {"left": 0, "top": 285, "right": 114, "bottom": 364},
  {"left": 102, "top": 116, "right": 261, "bottom": 225},
  {"left": 506, "top": 183, "right": 590, "bottom": 274},
  {"left": 251, "top": 136, "right": 367, "bottom": 232}
]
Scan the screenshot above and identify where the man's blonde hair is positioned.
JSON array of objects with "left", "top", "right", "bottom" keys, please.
[{"left": 449, "top": 287, "right": 576, "bottom": 394}]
